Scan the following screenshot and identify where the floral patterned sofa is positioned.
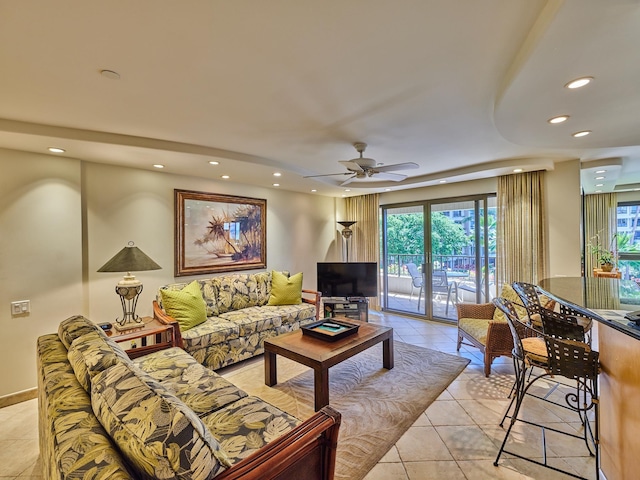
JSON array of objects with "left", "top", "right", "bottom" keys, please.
[
  {"left": 153, "top": 272, "right": 320, "bottom": 370},
  {"left": 37, "top": 315, "right": 340, "bottom": 480}
]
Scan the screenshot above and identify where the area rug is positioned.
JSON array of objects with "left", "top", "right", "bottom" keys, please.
[{"left": 223, "top": 341, "right": 470, "bottom": 480}]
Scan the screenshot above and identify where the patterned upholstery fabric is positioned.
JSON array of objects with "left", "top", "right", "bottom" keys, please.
[
  {"left": 91, "top": 361, "right": 231, "bottom": 479},
  {"left": 37, "top": 334, "right": 135, "bottom": 480},
  {"left": 133, "top": 347, "right": 248, "bottom": 417},
  {"left": 213, "top": 273, "right": 271, "bottom": 314},
  {"left": 202, "top": 396, "right": 300, "bottom": 466},
  {"left": 157, "top": 272, "right": 317, "bottom": 371},
  {"left": 67, "top": 330, "right": 130, "bottom": 392},
  {"left": 182, "top": 318, "right": 240, "bottom": 345},
  {"left": 58, "top": 314, "right": 105, "bottom": 349}
]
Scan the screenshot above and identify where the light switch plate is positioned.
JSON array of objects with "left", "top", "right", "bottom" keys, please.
[{"left": 11, "top": 300, "right": 30, "bottom": 315}]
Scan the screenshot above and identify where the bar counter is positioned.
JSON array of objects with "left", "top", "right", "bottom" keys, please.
[{"left": 540, "top": 276, "right": 640, "bottom": 480}]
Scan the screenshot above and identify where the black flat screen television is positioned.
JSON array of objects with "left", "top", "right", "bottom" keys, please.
[{"left": 317, "top": 262, "right": 378, "bottom": 298}]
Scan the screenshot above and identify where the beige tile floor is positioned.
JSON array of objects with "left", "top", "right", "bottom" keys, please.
[{"left": 0, "top": 310, "right": 597, "bottom": 480}]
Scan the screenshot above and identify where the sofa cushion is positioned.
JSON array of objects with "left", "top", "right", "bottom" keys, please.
[
  {"left": 202, "top": 396, "right": 300, "bottom": 466},
  {"left": 219, "top": 307, "right": 283, "bottom": 336},
  {"left": 160, "top": 280, "right": 208, "bottom": 331},
  {"left": 458, "top": 317, "right": 492, "bottom": 346},
  {"left": 214, "top": 273, "right": 271, "bottom": 314},
  {"left": 133, "top": 347, "right": 248, "bottom": 417},
  {"left": 58, "top": 315, "right": 105, "bottom": 349},
  {"left": 37, "top": 334, "right": 136, "bottom": 479},
  {"left": 181, "top": 317, "right": 240, "bottom": 347},
  {"left": 268, "top": 271, "right": 303, "bottom": 306},
  {"left": 159, "top": 279, "right": 220, "bottom": 317},
  {"left": 91, "top": 361, "right": 231, "bottom": 479},
  {"left": 67, "top": 330, "right": 131, "bottom": 391},
  {"left": 493, "top": 284, "right": 527, "bottom": 322},
  {"left": 261, "top": 304, "right": 316, "bottom": 326}
]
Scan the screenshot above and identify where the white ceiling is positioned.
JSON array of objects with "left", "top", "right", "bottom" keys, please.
[{"left": 1, "top": 0, "right": 639, "bottom": 197}]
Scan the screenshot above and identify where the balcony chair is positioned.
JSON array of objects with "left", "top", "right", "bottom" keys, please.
[
  {"left": 406, "top": 262, "right": 424, "bottom": 309},
  {"left": 492, "top": 297, "right": 600, "bottom": 480},
  {"left": 431, "top": 270, "right": 458, "bottom": 315}
]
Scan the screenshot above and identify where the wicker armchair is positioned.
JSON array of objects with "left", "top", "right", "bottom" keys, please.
[{"left": 456, "top": 301, "right": 513, "bottom": 377}]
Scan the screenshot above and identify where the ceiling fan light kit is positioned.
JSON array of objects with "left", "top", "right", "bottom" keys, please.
[{"left": 304, "top": 142, "right": 419, "bottom": 187}]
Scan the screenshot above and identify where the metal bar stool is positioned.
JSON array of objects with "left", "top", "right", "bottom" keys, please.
[
  {"left": 493, "top": 297, "right": 600, "bottom": 480},
  {"left": 512, "top": 282, "right": 595, "bottom": 345}
]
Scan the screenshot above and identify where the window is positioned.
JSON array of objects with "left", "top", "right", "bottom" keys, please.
[{"left": 616, "top": 201, "right": 640, "bottom": 285}]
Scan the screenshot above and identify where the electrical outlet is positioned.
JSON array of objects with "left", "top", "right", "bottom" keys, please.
[{"left": 11, "top": 300, "right": 30, "bottom": 315}]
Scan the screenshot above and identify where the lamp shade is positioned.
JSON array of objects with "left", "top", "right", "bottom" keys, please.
[{"left": 98, "top": 242, "right": 161, "bottom": 274}]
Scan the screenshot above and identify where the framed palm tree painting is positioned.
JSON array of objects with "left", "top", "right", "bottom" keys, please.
[{"left": 175, "top": 189, "right": 266, "bottom": 276}]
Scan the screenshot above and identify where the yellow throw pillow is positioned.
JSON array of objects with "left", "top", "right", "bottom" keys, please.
[
  {"left": 160, "top": 280, "right": 207, "bottom": 331},
  {"left": 268, "top": 271, "right": 303, "bottom": 306}
]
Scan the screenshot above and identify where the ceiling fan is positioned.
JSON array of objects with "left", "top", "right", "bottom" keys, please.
[{"left": 305, "top": 142, "right": 419, "bottom": 186}]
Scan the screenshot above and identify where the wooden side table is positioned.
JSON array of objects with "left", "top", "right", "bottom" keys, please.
[{"left": 107, "top": 316, "right": 177, "bottom": 358}]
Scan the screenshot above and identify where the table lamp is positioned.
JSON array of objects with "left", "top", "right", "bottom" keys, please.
[{"left": 98, "top": 241, "right": 161, "bottom": 331}]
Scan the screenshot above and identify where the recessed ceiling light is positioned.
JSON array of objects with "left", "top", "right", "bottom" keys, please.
[
  {"left": 595, "top": 190, "right": 602, "bottom": 193},
  {"left": 565, "top": 77, "right": 593, "bottom": 89},
  {"left": 209, "top": 161, "right": 219, "bottom": 165},
  {"left": 548, "top": 115, "right": 569, "bottom": 124},
  {"left": 272, "top": 183, "right": 280, "bottom": 187},
  {"left": 572, "top": 130, "right": 591, "bottom": 137},
  {"left": 273, "top": 172, "right": 282, "bottom": 177},
  {"left": 311, "top": 189, "right": 317, "bottom": 192},
  {"left": 153, "top": 164, "right": 164, "bottom": 169},
  {"left": 439, "top": 180, "right": 447, "bottom": 184},
  {"left": 595, "top": 176, "right": 605, "bottom": 180},
  {"left": 221, "top": 175, "right": 230, "bottom": 179},
  {"left": 513, "top": 168, "right": 523, "bottom": 173},
  {"left": 384, "top": 188, "right": 391, "bottom": 191},
  {"left": 342, "top": 194, "right": 347, "bottom": 197},
  {"left": 100, "top": 69, "right": 121, "bottom": 80},
  {"left": 595, "top": 170, "right": 606, "bottom": 174},
  {"left": 48, "top": 147, "right": 65, "bottom": 153},
  {"left": 596, "top": 184, "right": 604, "bottom": 187}
]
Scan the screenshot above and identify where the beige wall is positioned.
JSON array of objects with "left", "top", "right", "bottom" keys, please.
[
  {"left": 0, "top": 149, "right": 84, "bottom": 397},
  {"left": 545, "top": 159, "right": 582, "bottom": 277},
  {"left": 0, "top": 151, "right": 337, "bottom": 398}
]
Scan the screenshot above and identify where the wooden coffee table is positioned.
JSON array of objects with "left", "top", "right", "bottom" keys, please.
[{"left": 264, "top": 319, "right": 394, "bottom": 411}]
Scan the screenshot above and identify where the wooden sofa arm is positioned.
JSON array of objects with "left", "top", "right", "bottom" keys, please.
[
  {"left": 456, "top": 302, "right": 496, "bottom": 320},
  {"left": 153, "top": 300, "right": 184, "bottom": 349},
  {"left": 215, "top": 406, "right": 341, "bottom": 480},
  {"left": 302, "top": 289, "right": 322, "bottom": 319}
]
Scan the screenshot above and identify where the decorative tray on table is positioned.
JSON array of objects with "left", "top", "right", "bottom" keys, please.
[{"left": 301, "top": 318, "right": 360, "bottom": 342}]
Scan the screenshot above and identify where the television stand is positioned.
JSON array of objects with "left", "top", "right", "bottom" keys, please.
[{"left": 322, "top": 297, "right": 368, "bottom": 323}]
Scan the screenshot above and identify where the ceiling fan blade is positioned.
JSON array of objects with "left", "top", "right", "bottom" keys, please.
[
  {"left": 374, "top": 172, "right": 408, "bottom": 182},
  {"left": 340, "top": 174, "right": 358, "bottom": 186},
  {"left": 303, "top": 172, "right": 351, "bottom": 178},
  {"left": 339, "top": 160, "right": 365, "bottom": 173},
  {"left": 374, "top": 162, "right": 419, "bottom": 173}
]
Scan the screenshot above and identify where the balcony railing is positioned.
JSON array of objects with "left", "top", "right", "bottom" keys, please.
[{"left": 384, "top": 253, "right": 495, "bottom": 277}]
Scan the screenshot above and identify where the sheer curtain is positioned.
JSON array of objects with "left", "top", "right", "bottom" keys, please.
[
  {"left": 496, "top": 171, "right": 547, "bottom": 287},
  {"left": 344, "top": 194, "right": 380, "bottom": 310},
  {"left": 584, "top": 193, "right": 617, "bottom": 275}
]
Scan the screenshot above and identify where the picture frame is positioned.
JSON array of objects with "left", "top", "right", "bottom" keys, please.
[{"left": 175, "top": 189, "right": 266, "bottom": 276}]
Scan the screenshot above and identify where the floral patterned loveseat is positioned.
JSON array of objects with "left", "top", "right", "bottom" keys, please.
[
  {"left": 153, "top": 271, "right": 320, "bottom": 370},
  {"left": 37, "top": 315, "right": 340, "bottom": 480}
]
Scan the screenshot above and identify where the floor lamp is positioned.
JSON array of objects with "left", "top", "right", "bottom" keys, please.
[
  {"left": 338, "top": 221, "right": 356, "bottom": 262},
  {"left": 98, "top": 241, "right": 161, "bottom": 331}
]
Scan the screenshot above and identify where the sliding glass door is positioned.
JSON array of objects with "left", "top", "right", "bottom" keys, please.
[{"left": 381, "top": 195, "right": 496, "bottom": 321}]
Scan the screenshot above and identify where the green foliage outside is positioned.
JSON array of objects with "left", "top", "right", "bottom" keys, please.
[{"left": 385, "top": 212, "right": 468, "bottom": 256}]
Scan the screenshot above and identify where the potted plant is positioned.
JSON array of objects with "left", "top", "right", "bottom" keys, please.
[{"left": 589, "top": 233, "right": 618, "bottom": 272}]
